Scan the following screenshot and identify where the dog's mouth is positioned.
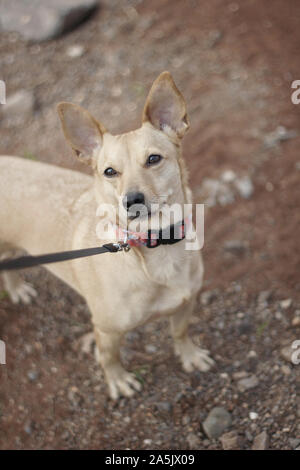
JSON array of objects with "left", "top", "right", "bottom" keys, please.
[{"left": 127, "top": 203, "right": 152, "bottom": 221}]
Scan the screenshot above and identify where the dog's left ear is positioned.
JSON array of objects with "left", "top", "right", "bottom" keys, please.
[
  {"left": 57, "top": 102, "right": 106, "bottom": 168},
  {"left": 142, "top": 71, "right": 189, "bottom": 139}
]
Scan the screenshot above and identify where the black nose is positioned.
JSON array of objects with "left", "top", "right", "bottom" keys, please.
[{"left": 123, "top": 191, "right": 145, "bottom": 211}]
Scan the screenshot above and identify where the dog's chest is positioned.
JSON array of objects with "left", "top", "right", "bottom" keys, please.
[{"left": 141, "top": 247, "right": 203, "bottom": 318}]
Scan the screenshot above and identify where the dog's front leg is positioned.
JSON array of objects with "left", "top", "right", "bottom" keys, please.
[
  {"left": 170, "top": 297, "right": 215, "bottom": 373},
  {"left": 94, "top": 328, "right": 141, "bottom": 400}
]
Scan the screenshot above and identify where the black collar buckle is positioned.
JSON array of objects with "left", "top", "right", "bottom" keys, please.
[{"left": 146, "top": 220, "right": 186, "bottom": 249}]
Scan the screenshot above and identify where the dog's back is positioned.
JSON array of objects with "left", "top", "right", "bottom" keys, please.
[{"left": 0, "top": 156, "right": 92, "bottom": 254}]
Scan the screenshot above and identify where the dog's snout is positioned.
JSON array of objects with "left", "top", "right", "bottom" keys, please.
[{"left": 123, "top": 192, "right": 145, "bottom": 211}]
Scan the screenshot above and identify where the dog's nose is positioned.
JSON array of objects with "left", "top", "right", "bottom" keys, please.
[{"left": 123, "top": 191, "right": 145, "bottom": 211}]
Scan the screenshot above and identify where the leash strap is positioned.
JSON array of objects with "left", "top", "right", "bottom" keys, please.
[
  {"left": 0, "top": 217, "right": 190, "bottom": 272},
  {"left": 0, "top": 243, "right": 124, "bottom": 272}
]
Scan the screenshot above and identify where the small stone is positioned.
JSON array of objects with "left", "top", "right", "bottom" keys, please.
[
  {"left": 281, "top": 365, "right": 291, "bottom": 375},
  {"left": 66, "top": 44, "right": 84, "bottom": 58},
  {"left": 233, "top": 371, "right": 248, "bottom": 380},
  {"left": 275, "top": 311, "right": 283, "bottom": 320},
  {"left": 202, "top": 407, "right": 232, "bottom": 439},
  {"left": 200, "top": 290, "right": 216, "bottom": 306},
  {"left": 223, "top": 240, "right": 248, "bottom": 255},
  {"left": 280, "top": 299, "right": 292, "bottom": 309},
  {"left": 24, "top": 420, "right": 34, "bottom": 435},
  {"left": 292, "top": 316, "right": 300, "bottom": 326},
  {"left": 187, "top": 432, "right": 200, "bottom": 449},
  {"left": 234, "top": 176, "right": 254, "bottom": 199},
  {"left": 252, "top": 431, "right": 269, "bottom": 450},
  {"left": 289, "top": 438, "right": 300, "bottom": 449},
  {"left": 145, "top": 344, "right": 157, "bottom": 354},
  {"left": 245, "top": 430, "right": 253, "bottom": 442},
  {"left": 237, "top": 375, "right": 259, "bottom": 392},
  {"left": 257, "top": 291, "right": 272, "bottom": 305},
  {"left": 67, "top": 386, "right": 82, "bottom": 407},
  {"left": 155, "top": 401, "right": 172, "bottom": 414},
  {"left": 27, "top": 370, "right": 39, "bottom": 382},
  {"left": 248, "top": 350, "right": 257, "bottom": 358},
  {"left": 182, "top": 415, "right": 191, "bottom": 426},
  {"left": 249, "top": 412, "right": 258, "bottom": 420},
  {"left": 280, "top": 344, "right": 294, "bottom": 363},
  {"left": 221, "top": 170, "right": 236, "bottom": 183},
  {"left": 143, "top": 439, "right": 152, "bottom": 446},
  {"left": 220, "top": 431, "right": 242, "bottom": 450},
  {"left": 264, "top": 126, "right": 298, "bottom": 148}
]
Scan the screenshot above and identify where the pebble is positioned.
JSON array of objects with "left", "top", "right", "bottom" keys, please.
[
  {"left": 281, "top": 365, "right": 291, "bottom": 375},
  {"left": 200, "top": 290, "right": 216, "bottom": 306},
  {"left": 280, "top": 299, "right": 292, "bottom": 309},
  {"left": 249, "top": 412, "right": 258, "bottom": 420},
  {"left": 143, "top": 439, "right": 152, "bottom": 446},
  {"left": 292, "top": 316, "right": 300, "bottom": 326},
  {"left": 252, "top": 431, "right": 269, "bottom": 450},
  {"left": 257, "top": 290, "right": 272, "bottom": 305},
  {"left": 223, "top": 240, "right": 248, "bottom": 255},
  {"left": 237, "top": 375, "right": 259, "bottom": 392},
  {"left": 27, "top": 370, "right": 39, "bottom": 382},
  {"left": 186, "top": 432, "right": 200, "bottom": 449},
  {"left": 289, "top": 438, "right": 300, "bottom": 449},
  {"left": 264, "top": 126, "right": 298, "bottom": 148},
  {"left": 248, "top": 350, "right": 257, "bottom": 358},
  {"left": 233, "top": 371, "right": 248, "bottom": 380},
  {"left": 280, "top": 344, "right": 294, "bottom": 363},
  {"left": 202, "top": 407, "right": 232, "bottom": 439},
  {"left": 66, "top": 44, "right": 85, "bottom": 58},
  {"left": 220, "top": 431, "right": 243, "bottom": 450},
  {"left": 145, "top": 344, "right": 157, "bottom": 354},
  {"left": 234, "top": 176, "right": 254, "bottom": 199},
  {"left": 24, "top": 420, "right": 34, "bottom": 435},
  {"left": 221, "top": 170, "right": 236, "bottom": 183}
]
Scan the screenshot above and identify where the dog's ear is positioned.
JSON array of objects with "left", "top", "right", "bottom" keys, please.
[
  {"left": 57, "top": 102, "right": 105, "bottom": 167},
  {"left": 142, "top": 71, "right": 189, "bottom": 138}
]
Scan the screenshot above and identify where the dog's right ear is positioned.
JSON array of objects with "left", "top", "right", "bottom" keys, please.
[{"left": 57, "top": 102, "right": 105, "bottom": 168}]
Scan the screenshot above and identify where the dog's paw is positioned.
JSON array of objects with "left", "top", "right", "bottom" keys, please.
[
  {"left": 176, "top": 339, "right": 215, "bottom": 373},
  {"left": 7, "top": 281, "right": 37, "bottom": 305},
  {"left": 105, "top": 365, "right": 142, "bottom": 400}
]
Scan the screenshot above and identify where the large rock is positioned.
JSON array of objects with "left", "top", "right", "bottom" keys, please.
[{"left": 0, "top": 0, "right": 99, "bottom": 42}]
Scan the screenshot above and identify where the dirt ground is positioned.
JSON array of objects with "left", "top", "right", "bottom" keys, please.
[{"left": 0, "top": 0, "right": 300, "bottom": 450}]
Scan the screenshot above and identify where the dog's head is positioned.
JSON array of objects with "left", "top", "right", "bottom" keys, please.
[{"left": 58, "top": 72, "right": 190, "bottom": 230}]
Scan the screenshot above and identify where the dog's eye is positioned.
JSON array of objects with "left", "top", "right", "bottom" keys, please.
[
  {"left": 104, "top": 167, "right": 117, "bottom": 177},
  {"left": 146, "top": 154, "right": 162, "bottom": 166}
]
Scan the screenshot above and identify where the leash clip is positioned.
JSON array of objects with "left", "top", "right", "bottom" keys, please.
[{"left": 113, "top": 242, "right": 131, "bottom": 252}]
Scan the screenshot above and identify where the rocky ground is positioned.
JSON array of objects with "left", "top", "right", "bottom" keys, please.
[{"left": 0, "top": 0, "right": 299, "bottom": 450}]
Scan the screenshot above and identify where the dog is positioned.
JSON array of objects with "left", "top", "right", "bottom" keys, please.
[{"left": 0, "top": 72, "right": 214, "bottom": 399}]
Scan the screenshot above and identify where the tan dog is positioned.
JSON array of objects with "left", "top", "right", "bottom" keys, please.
[{"left": 0, "top": 72, "right": 214, "bottom": 399}]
